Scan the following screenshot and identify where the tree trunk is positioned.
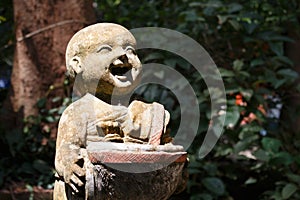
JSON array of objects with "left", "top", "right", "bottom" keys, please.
[
  {"left": 7, "top": 0, "right": 96, "bottom": 121},
  {"left": 282, "top": 24, "right": 300, "bottom": 156},
  {"left": 285, "top": 31, "right": 300, "bottom": 133}
]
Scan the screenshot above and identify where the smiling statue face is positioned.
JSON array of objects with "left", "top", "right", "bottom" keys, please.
[{"left": 66, "top": 23, "right": 142, "bottom": 96}]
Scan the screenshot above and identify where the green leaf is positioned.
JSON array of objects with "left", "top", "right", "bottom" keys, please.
[
  {"left": 64, "top": 79, "right": 69, "bottom": 85},
  {"left": 270, "top": 152, "right": 293, "bottom": 166},
  {"left": 238, "top": 71, "right": 250, "bottom": 77},
  {"left": 217, "top": 15, "right": 229, "bottom": 24},
  {"left": 48, "top": 108, "right": 58, "bottom": 114},
  {"left": 184, "top": 10, "right": 198, "bottom": 21},
  {"left": 219, "top": 68, "right": 235, "bottom": 77},
  {"left": 224, "top": 106, "right": 240, "bottom": 128},
  {"left": 257, "top": 31, "right": 274, "bottom": 41},
  {"left": 234, "top": 135, "right": 259, "bottom": 153},
  {"left": 153, "top": 70, "right": 164, "bottom": 79},
  {"left": 253, "top": 149, "right": 269, "bottom": 161},
  {"left": 250, "top": 58, "right": 264, "bottom": 67},
  {"left": 202, "top": 177, "right": 225, "bottom": 196},
  {"left": 233, "top": 59, "right": 244, "bottom": 71},
  {"left": 281, "top": 183, "right": 297, "bottom": 199},
  {"left": 274, "top": 79, "right": 286, "bottom": 89},
  {"left": 202, "top": 163, "right": 218, "bottom": 176},
  {"left": 239, "top": 88, "right": 253, "bottom": 101},
  {"left": 33, "top": 160, "right": 51, "bottom": 174},
  {"left": 239, "top": 125, "right": 262, "bottom": 139},
  {"left": 45, "top": 116, "right": 55, "bottom": 123},
  {"left": 229, "top": 19, "right": 241, "bottom": 31},
  {"left": 225, "top": 86, "right": 239, "bottom": 94},
  {"left": 20, "top": 162, "right": 35, "bottom": 174},
  {"left": 51, "top": 96, "right": 61, "bottom": 103},
  {"left": 0, "top": 16, "right": 7, "bottom": 22},
  {"left": 227, "top": 3, "right": 243, "bottom": 13},
  {"left": 206, "top": 0, "right": 223, "bottom": 8},
  {"left": 269, "top": 42, "right": 284, "bottom": 56},
  {"left": 262, "top": 137, "right": 282, "bottom": 153},
  {"left": 189, "top": 2, "right": 203, "bottom": 7},
  {"left": 287, "top": 173, "right": 300, "bottom": 185},
  {"left": 244, "top": 177, "right": 257, "bottom": 184},
  {"left": 58, "top": 106, "right": 67, "bottom": 115},
  {"left": 5, "top": 129, "right": 23, "bottom": 157},
  {"left": 203, "top": 1, "right": 222, "bottom": 16},
  {"left": 170, "top": 77, "right": 189, "bottom": 90},
  {"left": 268, "top": 35, "right": 294, "bottom": 43},
  {"left": 63, "top": 97, "right": 71, "bottom": 105},
  {"left": 276, "top": 56, "right": 294, "bottom": 66},
  {"left": 270, "top": 191, "right": 284, "bottom": 200},
  {"left": 176, "top": 58, "right": 191, "bottom": 70},
  {"left": 164, "top": 58, "right": 177, "bottom": 68},
  {"left": 277, "top": 69, "right": 298, "bottom": 79},
  {"left": 36, "top": 98, "right": 46, "bottom": 109},
  {"left": 243, "top": 22, "right": 258, "bottom": 34}
]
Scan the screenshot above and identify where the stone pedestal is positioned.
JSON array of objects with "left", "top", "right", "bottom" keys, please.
[{"left": 83, "top": 142, "right": 188, "bottom": 200}]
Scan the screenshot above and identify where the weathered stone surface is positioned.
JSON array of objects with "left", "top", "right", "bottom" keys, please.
[
  {"left": 55, "top": 162, "right": 187, "bottom": 200},
  {"left": 54, "top": 23, "right": 188, "bottom": 200},
  {"left": 89, "top": 162, "right": 187, "bottom": 200},
  {"left": 86, "top": 142, "right": 187, "bottom": 172},
  {"left": 84, "top": 143, "right": 188, "bottom": 199}
]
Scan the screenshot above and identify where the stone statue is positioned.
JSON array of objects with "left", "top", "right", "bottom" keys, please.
[{"left": 54, "top": 23, "right": 187, "bottom": 200}]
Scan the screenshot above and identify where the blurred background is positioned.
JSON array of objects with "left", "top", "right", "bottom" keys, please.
[{"left": 1, "top": 0, "right": 300, "bottom": 199}]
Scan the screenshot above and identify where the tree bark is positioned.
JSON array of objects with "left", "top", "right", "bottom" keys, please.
[
  {"left": 282, "top": 23, "right": 300, "bottom": 155},
  {"left": 8, "top": 0, "right": 96, "bottom": 120},
  {"left": 284, "top": 29, "right": 300, "bottom": 134}
]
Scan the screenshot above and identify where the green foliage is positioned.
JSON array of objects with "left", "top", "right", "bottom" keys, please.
[
  {"left": 0, "top": 0, "right": 299, "bottom": 198},
  {"left": 0, "top": 76, "right": 73, "bottom": 188},
  {"left": 96, "top": 0, "right": 300, "bottom": 199},
  {"left": 0, "top": 119, "right": 55, "bottom": 188},
  {"left": 0, "top": 94, "right": 72, "bottom": 188}
]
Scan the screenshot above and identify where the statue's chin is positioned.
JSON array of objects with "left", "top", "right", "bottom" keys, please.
[
  {"left": 109, "top": 70, "right": 141, "bottom": 95},
  {"left": 110, "top": 73, "right": 133, "bottom": 88}
]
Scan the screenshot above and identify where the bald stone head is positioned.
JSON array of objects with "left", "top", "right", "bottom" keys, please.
[{"left": 65, "top": 23, "right": 142, "bottom": 96}]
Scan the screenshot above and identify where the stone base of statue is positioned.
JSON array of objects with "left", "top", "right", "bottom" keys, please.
[{"left": 54, "top": 142, "right": 188, "bottom": 200}]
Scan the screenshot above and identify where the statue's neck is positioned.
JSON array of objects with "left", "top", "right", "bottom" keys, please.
[
  {"left": 95, "top": 93, "right": 131, "bottom": 106},
  {"left": 72, "top": 78, "right": 142, "bottom": 106}
]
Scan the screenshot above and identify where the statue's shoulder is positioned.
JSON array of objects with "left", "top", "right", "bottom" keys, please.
[
  {"left": 60, "top": 93, "right": 108, "bottom": 119},
  {"left": 59, "top": 94, "right": 91, "bottom": 118}
]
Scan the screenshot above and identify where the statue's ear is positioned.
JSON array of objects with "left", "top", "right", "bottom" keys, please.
[{"left": 69, "top": 56, "right": 83, "bottom": 76}]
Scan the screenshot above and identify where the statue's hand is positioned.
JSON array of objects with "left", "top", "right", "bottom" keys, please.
[
  {"left": 96, "top": 105, "right": 144, "bottom": 140},
  {"left": 57, "top": 145, "right": 86, "bottom": 193},
  {"left": 111, "top": 106, "right": 140, "bottom": 136}
]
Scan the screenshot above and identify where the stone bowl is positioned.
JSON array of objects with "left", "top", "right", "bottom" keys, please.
[{"left": 85, "top": 142, "right": 188, "bottom": 200}]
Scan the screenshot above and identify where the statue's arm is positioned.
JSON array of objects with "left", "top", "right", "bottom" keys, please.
[{"left": 54, "top": 105, "right": 87, "bottom": 192}]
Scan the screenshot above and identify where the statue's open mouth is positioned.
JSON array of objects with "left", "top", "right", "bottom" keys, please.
[
  {"left": 110, "top": 63, "right": 131, "bottom": 76},
  {"left": 109, "top": 62, "right": 133, "bottom": 83},
  {"left": 108, "top": 54, "right": 141, "bottom": 88}
]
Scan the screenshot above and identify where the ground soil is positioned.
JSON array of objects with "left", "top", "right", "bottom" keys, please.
[{"left": 0, "top": 182, "right": 52, "bottom": 200}]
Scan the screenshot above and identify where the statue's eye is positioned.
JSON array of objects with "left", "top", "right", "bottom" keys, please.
[
  {"left": 97, "top": 45, "right": 112, "bottom": 53},
  {"left": 125, "top": 46, "right": 136, "bottom": 55}
]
